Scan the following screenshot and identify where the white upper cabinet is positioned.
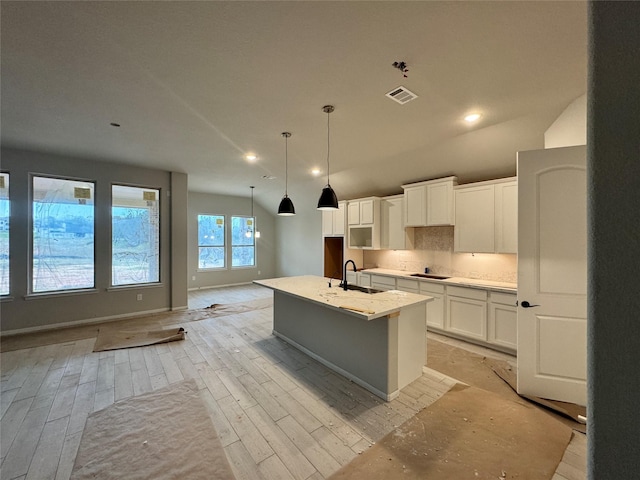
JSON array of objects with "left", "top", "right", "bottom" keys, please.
[
  {"left": 454, "top": 183, "right": 495, "bottom": 253},
  {"left": 494, "top": 181, "right": 517, "bottom": 253},
  {"left": 454, "top": 177, "right": 517, "bottom": 254},
  {"left": 348, "top": 198, "right": 375, "bottom": 226},
  {"left": 360, "top": 199, "right": 374, "bottom": 224},
  {"left": 381, "top": 195, "right": 414, "bottom": 250},
  {"left": 347, "top": 201, "right": 360, "bottom": 225},
  {"left": 403, "top": 185, "right": 426, "bottom": 226},
  {"left": 402, "top": 176, "right": 457, "bottom": 227},
  {"left": 427, "top": 180, "right": 456, "bottom": 225},
  {"left": 322, "top": 201, "right": 346, "bottom": 236},
  {"left": 347, "top": 197, "right": 381, "bottom": 249}
]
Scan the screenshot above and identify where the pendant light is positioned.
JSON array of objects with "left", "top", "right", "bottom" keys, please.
[
  {"left": 245, "top": 186, "right": 260, "bottom": 239},
  {"left": 317, "top": 105, "right": 339, "bottom": 210},
  {"left": 251, "top": 186, "right": 260, "bottom": 238},
  {"left": 277, "top": 132, "right": 296, "bottom": 216}
]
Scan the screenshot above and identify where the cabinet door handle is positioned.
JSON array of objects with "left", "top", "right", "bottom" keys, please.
[{"left": 520, "top": 301, "right": 540, "bottom": 308}]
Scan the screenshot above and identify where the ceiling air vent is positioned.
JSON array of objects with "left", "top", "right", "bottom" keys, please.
[{"left": 385, "top": 86, "right": 418, "bottom": 105}]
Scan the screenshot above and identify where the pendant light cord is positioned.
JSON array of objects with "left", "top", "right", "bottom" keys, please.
[
  {"left": 326, "top": 109, "right": 331, "bottom": 186},
  {"left": 285, "top": 135, "right": 289, "bottom": 196}
]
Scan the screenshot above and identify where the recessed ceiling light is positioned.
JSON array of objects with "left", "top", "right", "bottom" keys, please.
[
  {"left": 311, "top": 168, "right": 321, "bottom": 176},
  {"left": 245, "top": 154, "right": 257, "bottom": 162},
  {"left": 464, "top": 113, "right": 482, "bottom": 123}
]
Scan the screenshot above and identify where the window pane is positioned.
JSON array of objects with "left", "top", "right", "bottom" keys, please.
[
  {"left": 32, "top": 176, "right": 95, "bottom": 292},
  {"left": 231, "top": 216, "right": 255, "bottom": 267},
  {"left": 198, "top": 215, "right": 224, "bottom": 246},
  {"left": 198, "top": 215, "right": 225, "bottom": 269},
  {"left": 112, "top": 185, "right": 160, "bottom": 286},
  {"left": 0, "top": 173, "right": 9, "bottom": 295},
  {"left": 232, "top": 246, "right": 254, "bottom": 267},
  {"left": 198, "top": 247, "right": 224, "bottom": 269},
  {"left": 231, "top": 216, "right": 254, "bottom": 246}
]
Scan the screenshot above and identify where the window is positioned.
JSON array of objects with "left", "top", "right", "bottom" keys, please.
[
  {"left": 197, "top": 214, "right": 225, "bottom": 269},
  {"left": 0, "top": 173, "right": 9, "bottom": 295},
  {"left": 112, "top": 185, "right": 160, "bottom": 286},
  {"left": 231, "top": 216, "right": 255, "bottom": 267},
  {"left": 32, "top": 176, "right": 95, "bottom": 293}
]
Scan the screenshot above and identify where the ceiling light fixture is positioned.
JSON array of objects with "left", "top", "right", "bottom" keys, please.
[
  {"left": 317, "top": 105, "right": 339, "bottom": 210},
  {"left": 464, "top": 113, "right": 482, "bottom": 123},
  {"left": 277, "top": 132, "right": 296, "bottom": 216},
  {"left": 245, "top": 154, "right": 257, "bottom": 162},
  {"left": 311, "top": 168, "right": 321, "bottom": 176}
]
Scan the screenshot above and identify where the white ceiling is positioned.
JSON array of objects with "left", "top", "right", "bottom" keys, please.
[{"left": 1, "top": 1, "right": 587, "bottom": 211}]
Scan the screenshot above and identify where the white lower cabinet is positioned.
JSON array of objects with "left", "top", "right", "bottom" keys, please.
[
  {"left": 370, "top": 274, "right": 396, "bottom": 291},
  {"left": 345, "top": 271, "right": 358, "bottom": 285},
  {"left": 359, "top": 271, "right": 517, "bottom": 353},
  {"left": 420, "top": 281, "right": 446, "bottom": 330},
  {"left": 488, "top": 292, "right": 517, "bottom": 351},
  {"left": 396, "top": 278, "right": 419, "bottom": 294},
  {"left": 446, "top": 285, "right": 488, "bottom": 341}
]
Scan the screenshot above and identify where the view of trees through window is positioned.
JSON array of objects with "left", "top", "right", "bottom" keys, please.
[
  {"left": 0, "top": 173, "right": 9, "bottom": 295},
  {"left": 32, "top": 176, "right": 95, "bottom": 293},
  {"left": 112, "top": 185, "right": 160, "bottom": 286},
  {"left": 197, "top": 214, "right": 225, "bottom": 269},
  {"left": 17, "top": 175, "right": 255, "bottom": 294},
  {"left": 231, "top": 216, "right": 255, "bottom": 267}
]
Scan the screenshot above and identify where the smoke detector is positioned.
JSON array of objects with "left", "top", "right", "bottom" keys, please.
[{"left": 385, "top": 86, "right": 418, "bottom": 105}]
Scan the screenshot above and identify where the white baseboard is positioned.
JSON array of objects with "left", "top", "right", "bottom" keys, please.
[
  {"left": 0, "top": 307, "right": 170, "bottom": 337},
  {"left": 187, "top": 281, "right": 252, "bottom": 292}
]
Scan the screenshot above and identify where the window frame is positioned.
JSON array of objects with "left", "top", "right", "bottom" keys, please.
[
  {"left": 0, "top": 172, "right": 10, "bottom": 297},
  {"left": 197, "top": 213, "right": 226, "bottom": 271},
  {"left": 230, "top": 215, "right": 256, "bottom": 269},
  {"left": 111, "top": 183, "right": 161, "bottom": 287},
  {"left": 29, "top": 173, "right": 97, "bottom": 295}
]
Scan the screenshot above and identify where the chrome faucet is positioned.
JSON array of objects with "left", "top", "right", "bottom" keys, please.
[{"left": 341, "top": 259, "right": 357, "bottom": 290}]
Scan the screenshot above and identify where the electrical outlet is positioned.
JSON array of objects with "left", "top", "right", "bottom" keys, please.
[
  {"left": 192, "top": 275, "right": 196, "bottom": 281},
  {"left": 258, "top": 270, "right": 261, "bottom": 275},
  {"left": 136, "top": 294, "right": 143, "bottom": 301}
]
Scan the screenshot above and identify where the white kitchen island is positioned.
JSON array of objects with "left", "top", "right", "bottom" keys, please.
[{"left": 254, "top": 275, "right": 432, "bottom": 401}]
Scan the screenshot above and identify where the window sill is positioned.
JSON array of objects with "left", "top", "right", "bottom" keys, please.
[
  {"left": 24, "top": 288, "right": 99, "bottom": 300},
  {"left": 107, "top": 283, "right": 164, "bottom": 292},
  {"left": 1, "top": 295, "right": 14, "bottom": 303}
]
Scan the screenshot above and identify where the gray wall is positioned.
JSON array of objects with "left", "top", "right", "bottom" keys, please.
[
  {"left": 0, "top": 147, "right": 178, "bottom": 331},
  {"left": 275, "top": 179, "right": 324, "bottom": 278},
  {"left": 188, "top": 191, "right": 277, "bottom": 288},
  {"left": 171, "top": 172, "right": 188, "bottom": 309},
  {"left": 587, "top": 1, "right": 640, "bottom": 477}
]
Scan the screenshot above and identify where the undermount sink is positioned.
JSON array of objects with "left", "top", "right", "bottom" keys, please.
[
  {"left": 344, "top": 284, "right": 384, "bottom": 294},
  {"left": 409, "top": 273, "right": 451, "bottom": 280}
]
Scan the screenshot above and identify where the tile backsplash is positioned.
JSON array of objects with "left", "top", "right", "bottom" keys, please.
[{"left": 362, "top": 226, "right": 517, "bottom": 283}]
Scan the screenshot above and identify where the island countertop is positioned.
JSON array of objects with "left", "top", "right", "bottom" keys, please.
[{"left": 254, "top": 275, "right": 431, "bottom": 321}]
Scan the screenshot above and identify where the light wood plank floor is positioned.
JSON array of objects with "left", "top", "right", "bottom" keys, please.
[{"left": 1, "top": 284, "right": 586, "bottom": 479}]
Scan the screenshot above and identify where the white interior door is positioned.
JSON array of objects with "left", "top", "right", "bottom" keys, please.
[{"left": 517, "top": 145, "right": 587, "bottom": 406}]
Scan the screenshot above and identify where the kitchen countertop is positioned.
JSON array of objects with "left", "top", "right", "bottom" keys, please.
[
  {"left": 254, "top": 275, "right": 431, "bottom": 321},
  {"left": 361, "top": 268, "right": 517, "bottom": 293}
]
